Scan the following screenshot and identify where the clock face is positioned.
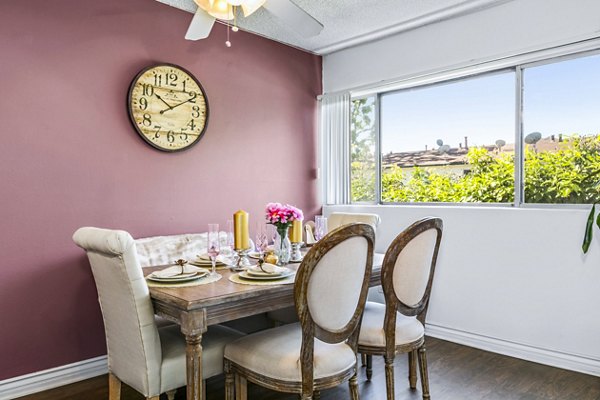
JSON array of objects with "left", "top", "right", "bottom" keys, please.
[{"left": 128, "top": 64, "right": 209, "bottom": 152}]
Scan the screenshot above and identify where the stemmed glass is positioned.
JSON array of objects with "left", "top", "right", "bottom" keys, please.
[
  {"left": 207, "top": 224, "right": 221, "bottom": 278},
  {"left": 267, "top": 224, "right": 278, "bottom": 248},
  {"left": 224, "top": 219, "right": 235, "bottom": 264},
  {"left": 255, "top": 223, "right": 268, "bottom": 263},
  {"left": 314, "top": 216, "right": 328, "bottom": 241}
]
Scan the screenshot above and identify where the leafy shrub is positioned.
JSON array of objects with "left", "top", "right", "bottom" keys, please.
[{"left": 352, "top": 135, "right": 600, "bottom": 204}]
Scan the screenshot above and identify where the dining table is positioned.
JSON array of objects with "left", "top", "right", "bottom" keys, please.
[{"left": 147, "top": 252, "right": 385, "bottom": 400}]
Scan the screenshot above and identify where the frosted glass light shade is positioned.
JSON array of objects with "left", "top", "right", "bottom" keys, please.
[
  {"left": 195, "top": 0, "right": 234, "bottom": 20},
  {"left": 240, "top": 0, "right": 267, "bottom": 17}
]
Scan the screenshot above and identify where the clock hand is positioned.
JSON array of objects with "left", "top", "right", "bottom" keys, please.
[
  {"left": 154, "top": 94, "right": 173, "bottom": 114},
  {"left": 160, "top": 93, "right": 197, "bottom": 113}
]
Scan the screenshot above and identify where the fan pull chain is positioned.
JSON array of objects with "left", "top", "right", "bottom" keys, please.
[{"left": 225, "top": 21, "right": 231, "bottom": 47}]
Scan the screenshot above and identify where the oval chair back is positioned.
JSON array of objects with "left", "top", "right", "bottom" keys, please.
[
  {"left": 294, "top": 222, "right": 375, "bottom": 395},
  {"left": 382, "top": 217, "right": 443, "bottom": 327}
]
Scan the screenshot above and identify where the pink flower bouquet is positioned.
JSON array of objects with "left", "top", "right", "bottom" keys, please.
[{"left": 265, "top": 202, "right": 304, "bottom": 230}]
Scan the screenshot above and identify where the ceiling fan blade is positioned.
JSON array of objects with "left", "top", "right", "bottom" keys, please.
[
  {"left": 263, "top": 0, "right": 323, "bottom": 37},
  {"left": 185, "top": 7, "right": 216, "bottom": 40}
]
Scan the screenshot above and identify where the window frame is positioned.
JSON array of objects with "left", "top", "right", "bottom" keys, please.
[{"left": 349, "top": 43, "right": 600, "bottom": 209}]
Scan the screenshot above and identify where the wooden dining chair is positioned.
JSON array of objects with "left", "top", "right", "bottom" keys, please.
[
  {"left": 224, "top": 223, "right": 375, "bottom": 400},
  {"left": 73, "top": 227, "right": 244, "bottom": 400},
  {"left": 357, "top": 217, "right": 443, "bottom": 400},
  {"left": 268, "top": 212, "right": 382, "bottom": 326}
]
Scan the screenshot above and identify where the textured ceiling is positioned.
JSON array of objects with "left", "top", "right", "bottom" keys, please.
[{"left": 156, "top": 0, "right": 511, "bottom": 54}]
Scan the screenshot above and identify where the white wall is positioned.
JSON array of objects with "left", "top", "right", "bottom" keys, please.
[
  {"left": 325, "top": 205, "right": 600, "bottom": 375},
  {"left": 322, "top": 0, "right": 600, "bottom": 375},
  {"left": 323, "top": 0, "right": 600, "bottom": 93}
]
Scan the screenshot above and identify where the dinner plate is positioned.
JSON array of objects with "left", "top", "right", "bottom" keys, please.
[
  {"left": 248, "top": 252, "right": 261, "bottom": 259},
  {"left": 147, "top": 270, "right": 207, "bottom": 283},
  {"left": 196, "top": 254, "right": 227, "bottom": 262},
  {"left": 189, "top": 257, "right": 227, "bottom": 267},
  {"left": 238, "top": 270, "right": 294, "bottom": 281}
]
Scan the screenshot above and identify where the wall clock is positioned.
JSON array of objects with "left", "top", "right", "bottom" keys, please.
[{"left": 128, "top": 63, "right": 209, "bottom": 152}]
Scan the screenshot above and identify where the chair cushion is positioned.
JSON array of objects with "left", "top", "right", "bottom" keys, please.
[
  {"left": 224, "top": 323, "right": 356, "bottom": 382},
  {"left": 358, "top": 302, "right": 424, "bottom": 348},
  {"left": 159, "top": 324, "right": 245, "bottom": 393}
]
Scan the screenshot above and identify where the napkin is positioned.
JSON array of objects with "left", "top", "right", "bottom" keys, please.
[{"left": 248, "top": 263, "right": 285, "bottom": 275}]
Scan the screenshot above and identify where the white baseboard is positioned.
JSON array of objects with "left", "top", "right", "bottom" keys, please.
[
  {"left": 426, "top": 323, "right": 600, "bottom": 377},
  {"left": 0, "top": 355, "right": 108, "bottom": 400}
]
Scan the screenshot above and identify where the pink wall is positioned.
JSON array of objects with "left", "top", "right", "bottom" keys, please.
[{"left": 0, "top": 0, "right": 321, "bottom": 380}]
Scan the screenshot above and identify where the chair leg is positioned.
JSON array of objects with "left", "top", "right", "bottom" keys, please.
[
  {"left": 417, "top": 346, "right": 431, "bottom": 399},
  {"left": 108, "top": 373, "right": 121, "bottom": 400},
  {"left": 349, "top": 373, "right": 359, "bottom": 400},
  {"left": 166, "top": 390, "right": 176, "bottom": 400},
  {"left": 235, "top": 374, "right": 248, "bottom": 400},
  {"left": 225, "top": 360, "right": 235, "bottom": 400},
  {"left": 361, "top": 353, "right": 367, "bottom": 366},
  {"left": 366, "top": 355, "right": 373, "bottom": 381},
  {"left": 314, "top": 390, "right": 321, "bottom": 399},
  {"left": 384, "top": 355, "right": 395, "bottom": 400},
  {"left": 409, "top": 349, "right": 418, "bottom": 389}
]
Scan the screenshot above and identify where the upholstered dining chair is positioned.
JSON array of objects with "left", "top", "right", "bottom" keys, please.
[
  {"left": 73, "top": 227, "right": 244, "bottom": 400},
  {"left": 357, "top": 217, "right": 443, "bottom": 400},
  {"left": 223, "top": 223, "right": 375, "bottom": 400},
  {"left": 327, "top": 212, "right": 381, "bottom": 232}
]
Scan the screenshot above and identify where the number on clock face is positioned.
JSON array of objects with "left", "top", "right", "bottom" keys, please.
[{"left": 128, "top": 64, "right": 209, "bottom": 152}]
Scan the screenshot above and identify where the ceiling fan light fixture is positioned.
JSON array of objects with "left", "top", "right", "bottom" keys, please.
[{"left": 195, "top": 0, "right": 234, "bottom": 20}]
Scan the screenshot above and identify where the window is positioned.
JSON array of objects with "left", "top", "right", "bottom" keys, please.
[
  {"left": 380, "top": 71, "right": 515, "bottom": 203},
  {"left": 522, "top": 54, "right": 600, "bottom": 204},
  {"left": 349, "top": 49, "right": 600, "bottom": 206}
]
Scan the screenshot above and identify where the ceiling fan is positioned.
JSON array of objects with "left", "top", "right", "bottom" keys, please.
[{"left": 185, "top": 0, "right": 324, "bottom": 41}]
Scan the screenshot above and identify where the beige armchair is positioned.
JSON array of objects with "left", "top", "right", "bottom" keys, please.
[
  {"left": 223, "top": 223, "right": 375, "bottom": 400},
  {"left": 327, "top": 212, "right": 381, "bottom": 231},
  {"left": 357, "top": 217, "right": 443, "bottom": 400},
  {"left": 73, "top": 227, "right": 243, "bottom": 400}
]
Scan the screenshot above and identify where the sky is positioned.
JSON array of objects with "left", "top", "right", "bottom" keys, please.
[{"left": 379, "top": 53, "right": 600, "bottom": 154}]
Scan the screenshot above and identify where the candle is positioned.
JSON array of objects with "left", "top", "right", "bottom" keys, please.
[
  {"left": 289, "top": 219, "right": 303, "bottom": 243},
  {"left": 233, "top": 210, "right": 249, "bottom": 250}
]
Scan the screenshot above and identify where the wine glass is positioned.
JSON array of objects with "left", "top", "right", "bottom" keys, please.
[
  {"left": 224, "top": 219, "right": 235, "bottom": 264},
  {"left": 267, "top": 223, "right": 278, "bottom": 247},
  {"left": 255, "top": 223, "right": 268, "bottom": 262},
  {"left": 315, "top": 216, "right": 328, "bottom": 241},
  {"left": 207, "top": 224, "right": 221, "bottom": 278}
]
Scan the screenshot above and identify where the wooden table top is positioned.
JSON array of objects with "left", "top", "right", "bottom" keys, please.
[{"left": 147, "top": 253, "right": 384, "bottom": 318}]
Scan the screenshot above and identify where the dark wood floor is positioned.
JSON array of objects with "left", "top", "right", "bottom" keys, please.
[{"left": 17, "top": 337, "right": 600, "bottom": 400}]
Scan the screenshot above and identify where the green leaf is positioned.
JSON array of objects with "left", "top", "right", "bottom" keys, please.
[{"left": 582, "top": 203, "right": 596, "bottom": 254}]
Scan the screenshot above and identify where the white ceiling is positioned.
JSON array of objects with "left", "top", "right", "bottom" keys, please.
[{"left": 157, "top": 0, "right": 511, "bottom": 55}]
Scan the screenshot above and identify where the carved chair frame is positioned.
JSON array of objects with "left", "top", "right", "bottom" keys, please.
[{"left": 225, "top": 223, "right": 375, "bottom": 400}]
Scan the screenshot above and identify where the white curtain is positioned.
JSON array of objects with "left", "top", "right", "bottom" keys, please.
[{"left": 320, "top": 93, "right": 351, "bottom": 205}]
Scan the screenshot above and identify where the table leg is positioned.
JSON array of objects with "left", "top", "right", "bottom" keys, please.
[
  {"left": 186, "top": 332, "right": 203, "bottom": 400},
  {"left": 180, "top": 309, "right": 207, "bottom": 400}
]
